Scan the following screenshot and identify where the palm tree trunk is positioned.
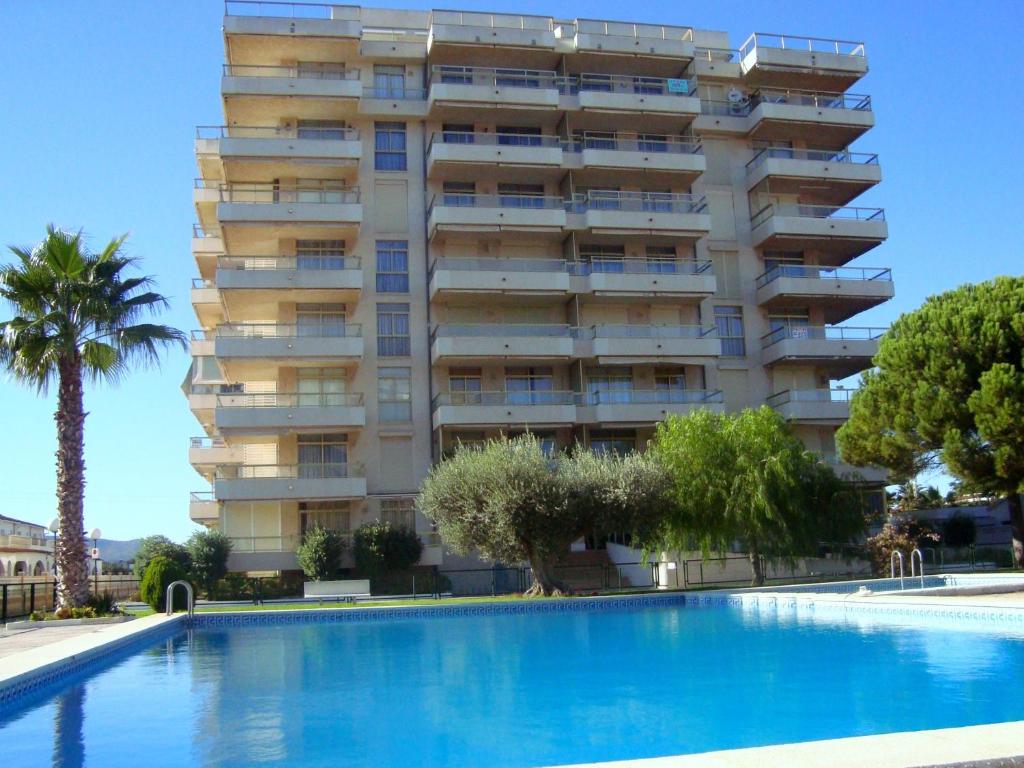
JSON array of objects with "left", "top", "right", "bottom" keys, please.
[{"left": 55, "top": 353, "right": 89, "bottom": 608}]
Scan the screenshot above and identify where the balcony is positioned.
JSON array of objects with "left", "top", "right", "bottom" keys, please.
[
  {"left": 429, "top": 257, "right": 571, "bottom": 299},
  {"left": 215, "top": 256, "right": 363, "bottom": 313},
  {"left": 567, "top": 191, "right": 710, "bottom": 240},
  {"left": 358, "top": 85, "right": 429, "bottom": 118},
  {"left": 214, "top": 464, "right": 367, "bottom": 501},
  {"left": 426, "top": 132, "right": 563, "bottom": 180},
  {"left": 584, "top": 324, "right": 721, "bottom": 361},
  {"left": 740, "top": 33, "right": 868, "bottom": 91},
  {"left": 224, "top": 1, "right": 362, "bottom": 40},
  {"left": 766, "top": 389, "right": 854, "bottom": 424},
  {"left": 755, "top": 265, "right": 894, "bottom": 323},
  {"left": 189, "top": 437, "right": 244, "bottom": 468},
  {"left": 428, "top": 66, "right": 563, "bottom": 116},
  {"left": 192, "top": 223, "right": 223, "bottom": 260},
  {"left": 208, "top": 323, "right": 363, "bottom": 378},
  {"left": 431, "top": 391, "right": 576, "bottom": 428},
  {"left": 746, "top": 88, "right": 874, "bottom": 145},
  {"left": 563, "top": 136, "right": 705, "bottom": 186},
  {"left": 818, "top": 452, "right": 888, "bottom": 484},
  {"left": 359, "top": 27, "right": 430, "bottom": 60},
  {"left": 203, "top": 182, "right": 362, "bottom": 229},
  {"left": 566, "top": 75, "right": 700, "bottom": 128},
  {"left": 760, "top": 325, "right": 883, "bottom": 376},
  {"left": 221, "top": 65, "right": 362, "bottom": 124},
  {"left": 746, "top": 147, "right": 881, "bottom": 206},
  {"left": 570, "top": 258, "right": 715, "bottom": 299},
  {"left": 0, "top": 534, "right": 52, "bottom": 553},
  {"left": 430, "top": 324, "right": 575, "bottom": 361},
  {"left": 428, "top": 10, "right": 557, "bottom": 59},
  {"left": 195, "top": 125, "right": 362, "bottom": 178},
  {"left": 569, "top": 18, "right": 696, "bottom": 63},
  {"left": 189, "top": 491, "right": 220, "bottom": 524},
  {"left": 191, "top": 278, "right": 223, "bottom": 327},
  {"left": 186, "top": 383, "right": 233, "bottom": 425},
  {"left": 427, "top": 193, "right": 567, "bottom": 238},
  {"left": 215, "top": 392, "right": 365, "bottom": 436},
  {"left": 750, "top": 204, "right": 887, "bottom": 262},
  {"left": 577, "top": 389, "right": 724, "bottom": 426}
]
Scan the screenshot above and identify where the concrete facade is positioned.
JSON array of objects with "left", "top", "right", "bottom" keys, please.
[{"left": 186, "top": 6, "right": 892, "bottom": 573}]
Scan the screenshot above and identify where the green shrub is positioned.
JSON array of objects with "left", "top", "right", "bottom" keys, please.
[
  {"left": 296, "top": 527, "right": 347, "bottom": 581},
  {"left": 85, "top": 591, "right": 119, "bottom": 616},
  {"left": 187, "top": 529, "right": 233, "bottom": 598},
  {"left": 134, "top": 535, "right": 191, "bottom": 577},
  {"left": 140, "top": 556, "right": 191, "bottom": 611},
  {"left": 353, "top": 521, "right": 423, "bottom": 579}
]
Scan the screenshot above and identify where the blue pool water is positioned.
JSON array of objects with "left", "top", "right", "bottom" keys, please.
[{"left": 3, "top": 601, "right": 1024, "bottom": 768}]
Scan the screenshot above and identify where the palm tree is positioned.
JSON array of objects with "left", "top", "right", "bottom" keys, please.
[{"left": 0, "top": 226, "right": 185, "bottom": 608}]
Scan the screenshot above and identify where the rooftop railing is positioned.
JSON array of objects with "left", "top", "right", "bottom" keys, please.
[
  {"left": 573, "top": 18, "right": 694, "bottom": 42},
  {"left": 755, "top": 265, "right": 892, "bottom": 288},
  {"left": 740, "top": 32, "right": 866, "bottom": 59},
  {"left": 224, "top": 1, "right": 353, "bottom": 19},
  {"left": 215, "top": 392, "right": 363, "bottom": 407},
  {"left": 760, "top": 325, "right": 885, "bottom": 348},
  {"left": 583, "top": 388, "right": 722, "bottom": 405},
  {"left": 212, "top": 322, "right": 362, "bottom": 339},
  {"left": 747, "top": 146, "right": 879, "bottom": 169},
  {"left": 217, "top": 255, "right": 360, "bottom": 270},
  {"left": 750, "top": 202, "right": 885, "bottom": 228},
  {"left": 569, "top": 190, "right": 708, "bottom": 214},
  {"left": 222, "top": 64, "right": 360, "bottom": 80},
  {"left": 190, "top": 436, "right": 229, "bottom": 449},
  {"left": 431, "top": 9, "right": 554, "bottom": 31},
  {"left": 752, "top": 88, "right": 872, "bottom": 111},
  {"left": 766, "top": 388, "right": 857, "bottom": 408},
  {"left": 196, "top": 124, "right": 359, "bottom": 140},
  {"left": 215, "top": 463, "right": 358, "bottom": 479}
]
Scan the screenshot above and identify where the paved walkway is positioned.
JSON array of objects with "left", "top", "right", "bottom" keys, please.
[{"left": 0, "top": 623, "right": 122, "bottom": 660}]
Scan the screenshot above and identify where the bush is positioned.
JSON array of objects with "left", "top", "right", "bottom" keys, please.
[
  {"left": 353, "top": 522, "right": 423, "bottom": 579},
  {"left": 85, "top": 591, "right": 119, "bottom": 616},
  {"left": 942, "top": 513, "right": 977, "bottom": 549},
  {"left": 296, "top": 527, "right": 347, "bottom": 581},
  {"left": 134, "top": 535, "right": 191, "bottom": 577},
  {"left": 865, "top": 517, "right": 940, "bottom": 576},
  {"left": 187, "top": 529, "right": 233, "bottom": 598},
  {"left": 140, "top": 556, "right": 191, "bottom": 611}
]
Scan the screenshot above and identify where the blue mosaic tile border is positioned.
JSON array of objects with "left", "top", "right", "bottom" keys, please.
[
  {"left": 191, "top": 593, "right": 689, "bottom": 628},
  {"left": 0, "top": 618, "right": 185, "bottom": 712}
]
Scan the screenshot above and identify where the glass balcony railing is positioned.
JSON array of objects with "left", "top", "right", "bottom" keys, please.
[
  {"left": 192, "top": 223, "right": 222, "bottom": 239},
  {"left": 750, "top": 203, "right": 885, "bottom": 229},
  {"left": 228, "top": 535, "right": 304, "bottom": 553},
  {"left": 215, "top": 463, "right": 359, "bottom": 480},
  {"left": 766, "top": 388, "right": 857, "bottom": 408},
  {"left": 196, "top": 124, "right": 359, "bottom": 141},
  {"left": 224, "top": 1, "right": 345, "bottom": 19},
  {"left": 429, "top": 66, "right": 698, "bottom": 98},
  {"left": 431, "top": 389, "right": 723, "bottom": 409},
  {"left": 429, "top": 193, "right": 566, "bottom": 213},
  {"left": 430, "top": 257, "right": 568, "bottom": 274},
  {"left": 740, "top": 32, "right": 866, "bottom": 59},
  {"left": 747, "top": 146, "right": 879, "bottom": 170},
  {"left": 432, "top": 9, "right": 554, "bottom": 31},
  {"left": 755, "top": 265, "right": 891, "bottom": 288},
  {"left": 432, "top": 391, "right": 576, "bottom": 409},
  {"left": 582, "top": 389, "right": 723, "bottom": 405},
  {"left": 693, "top": 47, "right": 740, "bottom": 63},
  {"left": 191, "top": 278, "right": 216, "bottom": 289},
  {"left": 217, "top": 255, "right": 360, "bottom": 271},
  {"left": 429, "top": 257, "right": 713, "bottom": 276},
  {"left": 564, "top": 136, "right": 703, "bottom": 155},
  {"left": 190, "top": 436, "right": 229, "bottom": 449},
  {"left": 222, "top": 63, "right": 360, "bottom": 80},
  {"left": 428, "top": 131, "right": 563, "bottom": 151},
  {"left": 211, "top": 323, "right": 362, "bottom": 339},
  {"left": 200, "top": 181, "right": 360, "bottom": 205},
  {"left": 569, "top": 191, "right": 708, "bottom": 214},
  {"left": 572, "top": 18, "right": 693, "bottom": 42},
  {"left": 752, "top": 88, "right": 872, "bottom": 111},
  {"left": 432, "top": 323, "right": 717, "bottom": 340},
  {"left": 189, "top": 490, "right": 216, "bottom": 503},
  {"left": 760, "top": 325, "right": 885, "bottom": 348},
  {"left": 432, "top": 323, "right": 573, "bottom": 339},
  {"left": 589, "top": 324, "right": 716, "bottom": 339},
  {"left": 215, "top": 392, "right": 363, "bottom": 408}
]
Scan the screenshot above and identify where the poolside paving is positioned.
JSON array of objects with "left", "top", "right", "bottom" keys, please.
[{"left": 0, "top": 624, "right": 117, "bottom": 660}]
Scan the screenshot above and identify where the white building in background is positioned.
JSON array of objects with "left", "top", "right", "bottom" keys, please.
[{"left": 0, "top": 515, "right": 53, "bottom": 577}]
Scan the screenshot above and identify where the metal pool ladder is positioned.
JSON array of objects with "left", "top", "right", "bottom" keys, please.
[
  {"left": 890, "top": 550, "right": 905, "bottom": 590},
  {"left": 166, "top": 580, "right": 195, "bottom": 617},
  {"left": 910, "top": 548, "right": 925, "bottom": 588}
]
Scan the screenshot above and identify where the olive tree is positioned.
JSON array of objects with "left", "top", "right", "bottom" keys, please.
[
  {"left": 837, "top": 277, "right": 1024, "bottom": 566},
  {"left": 650, "top": 407, "right": 866, "bottom": 586},
  {"left": 418, "top": 434, "right": 672, "bottom": 596},
  {"left": 187, "top": 529, "right": 233, "bottom": 598},
  {"left": 296, "top": 526, "right": 347, "bottom": 581}
]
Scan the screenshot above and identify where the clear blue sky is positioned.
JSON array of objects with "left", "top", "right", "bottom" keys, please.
[{"left": 1, "top": 1, "right": 1020, "bottom": 541}]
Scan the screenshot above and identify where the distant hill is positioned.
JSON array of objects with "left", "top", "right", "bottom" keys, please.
[{"left": 95, "top": 538, "right": 141, "bottom": 563}]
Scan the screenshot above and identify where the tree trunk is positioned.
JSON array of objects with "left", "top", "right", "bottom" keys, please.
[
  {"left": 525, "top": 553, "right": 571, "bottom": 597},
  {"left": 1008, "top": 493, "right": 1024, "bottom": 570},
  {"left": 55, "top": 353, "right": 89, "bottom": 609},
  {"left": 749, "top": 550, "right": 765, "bottom": 587}
]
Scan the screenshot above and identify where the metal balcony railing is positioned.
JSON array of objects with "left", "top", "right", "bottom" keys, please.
[
  {"left": 431, "top": 323, "right": 573, "bottom": 339},
  {"left": 573, "top": 18, "right": 694, "bottom": 42},
  {"left": 192, "top": 223, "right": 222, "bottom": 239},
  {"left": 431, "top": 9, "right": 554, "bottom": 31},
  {"left": 752, "top": 88, "right": 872, "bottom": 111},
  {"left": 571, "top": 258, "right": 714, "bottom": 276},
  {"left": 427, "top": 131, "right": 563, "bottom": 151},
  {"left": 196, "top": 124, "right": 359, "bottom": 140},
  {"left": 740, "top": 32, "right": 866, "bottom": 59},
  {"left": 760, "top": 325, "right": 885, "bottom": 348},
  {"left": 0, "top": 534, "right": 51, "bottom": 549},
  {"left": 191, "top": 278, "right": 216, "bottom": 289},
  {"left": 766, "top": 388, "right": 857, "bottom": 408},
  {"left": 755, "top": 265, "right": 892, "bottom": 288},
  {"left": 582, "top": 388, "right": 723, "bottom": 405},
  {"left": 215, "top": 463, "right": 358, "bottom": 479},
  {"left": 361, "top": 27, "right": 429, "bottom": 43},
  {"left": 222, "top": 64, "right": 360, "bottom": 80},
  {"left": 750, "top": 203, "right": 885, "bottom": 228},
  {"left": 189, "top": 491, "right": 216, "bottom": 502},
  {"left": 589, "top": 324, "right": 716, "bottom": 339},
  {"left": 428, "top": 192, "right": 566, "bottom": 213},
  {"left": 564, "top": 135, "right": 703, "bottom": 155},
  {"left": 693, "top": 47, "right": 740, "bottom": 62},
  {"left": 746, "top": 146, "right": 879, "bottom": 169},
  {"left": 217, "top": 255, "right": 360, "bottom": 271},
  {"left": 212, "top": 322, "right": 362, "bottom": 339},
  {"left": 224, "top": 1, "right": 350, "bottom": 19},
  {"left": 432, "top": 390, "right": 576, "bottom": 409},
  {"left": 215, "top": 392, "right": 363, "bottom": 407},
  {"left": 430, "top": 257, "right": 567, "bottom": 273},
  {"left": 429, "top": 66, "right": 698, "bottom": 98},
  {"left": 569, "top": 190, "right": 708, "bottom": 214},
  {"left": 200, "top": 181, "right": 360, "bottom": 205},
  {"left": 361, "top": 86, "right": 427, "bottom": 100},
  {"left": 190, "top": 436, "right": 229, "bottom": 449},
  {"left": 228, "top": 535, "right": 304, "bottom": 553}
]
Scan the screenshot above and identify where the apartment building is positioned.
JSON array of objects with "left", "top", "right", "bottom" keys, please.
[
  {"left": 186, "top": 2, "right": 893, "bottom": 573},
  {"left": 0, "top": 515, "right": 53, "bottom": 577}
]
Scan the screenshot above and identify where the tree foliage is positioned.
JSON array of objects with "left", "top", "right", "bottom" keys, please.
[
  {"left": 134, "top": 535, "right": 191, "bottom": 577},
  {"left": 864, "top": 517, "right": 940, "bottom": 577},
  {"left": 187, "top": 529, "right": 233, "bottom": 598},
  {"left": 837, "top": 277, "right": 1024, "bottom": 565},
  {"left": 942, "top": 513, "right": 977, "bottom": 549},
  {"left": 139, "top": 556, "right": 191, "bottom": 612},
  {"left": 353, "top": 521, "right": 423, "bottom": 579},
  {"left": 296, "top": 526, "right": 347, "bottom": 581},
  {"left": 649, "top": 407, "right": 867, "bottom": 586},
  {"left": 418, "top": 434, "right": 673, "bottom": 596}
]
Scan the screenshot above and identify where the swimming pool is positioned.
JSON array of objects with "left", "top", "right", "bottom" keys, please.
[{"left": 3, "top": 596, "right": 1024, "bottom": 768}]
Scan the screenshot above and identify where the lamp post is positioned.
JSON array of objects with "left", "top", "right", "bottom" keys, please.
[
  {"left": 49, "top": 518, "right": 59, "bottom": 611},
  {"left": 89, "top": 528, "right": 102, "bottom": 597}
]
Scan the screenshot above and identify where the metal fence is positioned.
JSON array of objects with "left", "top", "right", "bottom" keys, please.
[{"left": 1, "top": 577, "right": 141, "bottom": 621}]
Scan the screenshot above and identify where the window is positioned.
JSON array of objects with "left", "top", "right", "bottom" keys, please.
[
  {"left": 297, "top": 120, "right": 348, "bottom": 140},
  {"left": 768, "top": 311, "right": 811, "bottom": 342},
  {"left": 377, "top": 303, "right": 410, "bottom": 356},
  {"left": 438, "top": 65, "right": 472, "bottom": 85},
  {"left": 505, "top": 366, "right": 554, "bottom": 405},
  {"left": 373, "top": 65, "right": 405, "bottom": 98},
  {"left": 378, "top": 367, "right": 412, "bottom": 422},
  {"left": 375, "top": 122, "right": 407, "bottom": 171},
  {"left": 449, "top": 368, "right": 482, "bottom": 405},
  {"left": 498, "top": 183, "right": 545, "bottom": 209},
  {"left": 442, "top": 123, "right": 474, "bottom": 143},
  {"left": 295, "top": 239, "right": 345, "bottom": 270},
  {"left": 297, "top": 434, "right": 348, "bottom": 477},
  {"left": 443, "top": 181, "right": 476, "bottom": 207},
  {"left": 296, "top": 303, "right": 346, "bottom": 337},
  {"left": 589, "top": 429, "right": 636, "bottom": 456},
  {"left": 297, "top": 368, "right": 347, "bottom": 407},
  {"left": 587, "top": 367, "right": 633, "bottom": 404},
  {"left": 655, "top": 368, "right": 687, "bottom": 402},
  {"left": 715, "top": 306, "right": 745, "bottom": 356},
  {"left": 376, "top": 240, "right": 409, "bottom": 293},
  {"left": 300, "top": 501, "right": 351, "bottom": 536},
  {"left": 380, "top": 498, "right": 416, "bottom": 531},
  {"left": 580, "top": 244, "right": 625, "bottom": 273},
  {"left": 496, "top": 126, "right": 542, "bottom": 146}
]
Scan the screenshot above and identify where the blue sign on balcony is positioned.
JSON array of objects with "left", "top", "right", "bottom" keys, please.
[{"left": 666, "top": 79, "right": 690, "bottom": 94}]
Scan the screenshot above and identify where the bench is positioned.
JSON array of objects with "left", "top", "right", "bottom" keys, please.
[{"left": 303, "top": 579, "right": 371, "bottom": 603}]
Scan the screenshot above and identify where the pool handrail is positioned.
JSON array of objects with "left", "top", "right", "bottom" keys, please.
[
  {"left": 910, "top": 548, "right": 925, "bottom": 588},
  {"left": 166, "top": 580, "right": 195, "bottom": 617},
  {"left": 890, "top": 550, "right": 904, "bottom": 590}
]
